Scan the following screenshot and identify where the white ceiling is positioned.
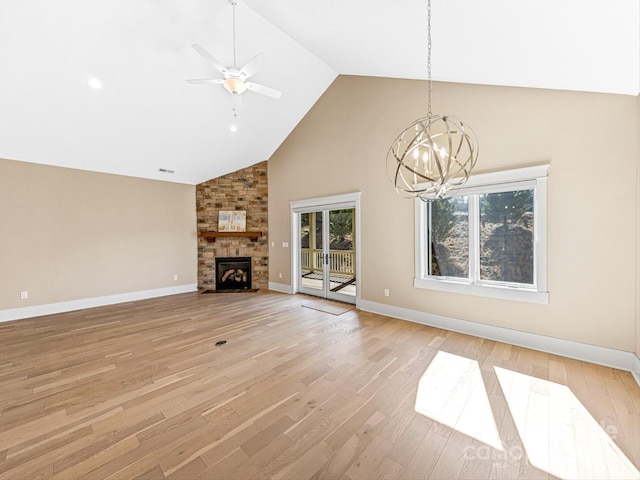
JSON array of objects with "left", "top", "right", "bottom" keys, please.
[{"left": 1, "top": 0, "right": 638, "bottom": 185}]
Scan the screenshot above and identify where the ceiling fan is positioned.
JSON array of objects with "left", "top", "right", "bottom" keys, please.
[{"left": 187, "top": 0, "right": 281, "bottom": 100}]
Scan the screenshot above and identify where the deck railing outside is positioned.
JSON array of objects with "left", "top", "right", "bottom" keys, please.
[{"left": 301, "top": 248, "right": 354, "bottom": 276}]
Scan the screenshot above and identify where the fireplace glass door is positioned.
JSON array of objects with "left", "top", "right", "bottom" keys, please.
[{"left": 298, "top": 208, "right": 356, "bottom": 304}]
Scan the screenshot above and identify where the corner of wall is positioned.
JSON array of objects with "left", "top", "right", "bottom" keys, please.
[{"left": 196, "top": 162, "right": 269, "bottom": 290}]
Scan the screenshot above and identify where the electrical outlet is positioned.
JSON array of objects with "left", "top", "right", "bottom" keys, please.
[
  {"left": 384, "top": 289, "right": 390, "bottom": 297},
  {"left": 279, "top": 272, "right": 283, "bottom": 279},
  {"left": 282, "top": 241, "right": 289, "bottom": 248},
  {"left": 20, "top": 291, "right": 28, "bottom": 300},
  {"left": 173, "top": 274, "right": 178, "bottom": 281}
]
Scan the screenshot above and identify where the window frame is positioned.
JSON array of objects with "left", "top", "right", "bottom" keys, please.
[{"left": 414, "top": 165, "right": 549, "bottom": 304}]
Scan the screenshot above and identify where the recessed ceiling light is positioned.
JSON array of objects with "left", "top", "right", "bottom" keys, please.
[
  {"left": 230, "top": 124, "right": 238, "bottom": 133},
  {"left": 87, "top": 77, "right": 102, "bottom": 89}
]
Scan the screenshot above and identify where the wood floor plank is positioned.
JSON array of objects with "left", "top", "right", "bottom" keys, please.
[
  {"left": 0, "top": 291, "right": 637, "bottom": 479},
  {"left": 344, "top": 434, "right": 393, "bottom": 480},
  {"left": 369, "top": 457, "right": 404, "bottom": 480}
]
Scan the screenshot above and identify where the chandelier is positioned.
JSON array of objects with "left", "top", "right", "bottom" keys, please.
[{"left": 387, "top": 0, "right": 478, "bottom": 201}]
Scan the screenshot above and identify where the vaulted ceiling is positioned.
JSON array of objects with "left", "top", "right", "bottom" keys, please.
[{"left": 1, "top": 0, "right": 638, "bottom": 184}]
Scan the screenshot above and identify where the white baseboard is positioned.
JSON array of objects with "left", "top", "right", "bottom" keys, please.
[
  {"left": 0, "top": 284, "right": 198, "bottom": 323},
  {"left": 6, "top": 285, "right": 637, "bottom": 389},
  {"left": 632, "top": 354, "right": 640, "bottom": 388},
  {"left": 359, "top": 299, "right": 640, "bottom": 387},
  {"left": 269, "top": 282, "right": 293, "bottom": 294}
]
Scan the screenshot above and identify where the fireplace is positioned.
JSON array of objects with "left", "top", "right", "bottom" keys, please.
[{"left": 215, "top": 257, "right": 252, "bottom": 291}]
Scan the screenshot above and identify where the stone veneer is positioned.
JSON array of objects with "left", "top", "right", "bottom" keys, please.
[{"left": 196, "top": 161, "right": 268, "bottom": 290}]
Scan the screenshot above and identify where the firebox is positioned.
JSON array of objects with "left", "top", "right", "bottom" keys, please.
[{"left": 215, "top": 257, "right": 252, "bottom": 291}]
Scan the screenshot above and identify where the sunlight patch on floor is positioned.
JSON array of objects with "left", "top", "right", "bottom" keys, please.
[
  {"left": 414, "top": 350, "right": 503, "bottom": 450},
  {"left": 495, "top": 366, "right": 639, "bottom": 479}
]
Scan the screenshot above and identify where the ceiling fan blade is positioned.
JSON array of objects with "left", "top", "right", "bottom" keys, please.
[
  {"left": 245, "top": 81, "right": 281, "bottom": 99},
  {"left": 186, "top": 78, "right": 224, "bottom": 85},
  {"left": 238, "top": 53, "right": 262, "bottom": 80},
  {"left": 192, "top": 44, "right": 228, "bottom": 74}
]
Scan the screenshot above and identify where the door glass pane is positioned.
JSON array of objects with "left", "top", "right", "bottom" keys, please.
[
  {"left": 300, "top": 212, "right": 323, "bottom": 291},
  {"left": 429, "top": 197, "right": 469, "bottom": 278},
  {"left": 328, "top": 209, "right": 356, "bottom": 297},
  {"left": 479, "top": 189, "right": 534, "bottom": 285}
]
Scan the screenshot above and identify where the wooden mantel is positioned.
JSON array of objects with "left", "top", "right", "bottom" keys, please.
[{"left": 199, "top": 231, "right": 263, "bottom": 243}]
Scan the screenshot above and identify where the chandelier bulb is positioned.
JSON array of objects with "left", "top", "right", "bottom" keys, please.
[{"left": 387, "top": 115, "right": 478, "bottom": 201}]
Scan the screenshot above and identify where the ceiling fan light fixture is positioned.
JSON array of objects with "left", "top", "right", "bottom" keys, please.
[
  {"left": 223, "top": 77, "right": 248, "bottom": 95},
  {"left": 186, "top": 1, "right": 281, "bottom": 100}
]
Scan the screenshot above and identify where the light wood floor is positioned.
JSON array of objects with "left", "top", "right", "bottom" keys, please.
[{"left": 0, "top": 291, "right": 638, "bottom": 480}]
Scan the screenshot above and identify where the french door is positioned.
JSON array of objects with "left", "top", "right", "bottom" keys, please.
[{"left": 292, "top": 195, "right": 359, "bottom": 305}]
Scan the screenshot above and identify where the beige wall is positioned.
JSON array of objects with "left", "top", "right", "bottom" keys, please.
[
  {"left": 0, "top": 158, "right": 197, "bottom": 311},
  {"left": 268, "top": 75, "right": 639, "bottom": 352},
  {"left": 637, "top": 94, "right": 640, "bottom": 358}
]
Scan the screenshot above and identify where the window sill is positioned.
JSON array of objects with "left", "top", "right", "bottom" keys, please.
[{"left": 414, "top": 277, "right": 549, "bottom": 304}]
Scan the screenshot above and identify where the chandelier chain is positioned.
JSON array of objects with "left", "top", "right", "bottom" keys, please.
[
  {"left": 427, "top": 0, "right": 432, "bottom": 117},
  {"left": 386, "top": 0, "right": 478, "bottom": 202}
]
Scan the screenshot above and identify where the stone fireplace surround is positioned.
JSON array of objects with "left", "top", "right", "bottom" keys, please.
[{"left": 196, "top": 161, "right": 268, "bottom": 291}]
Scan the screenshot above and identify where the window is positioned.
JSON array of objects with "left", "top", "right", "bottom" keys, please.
[{"left": 415, "top": 165, "right": 548, "bottom": 304}]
